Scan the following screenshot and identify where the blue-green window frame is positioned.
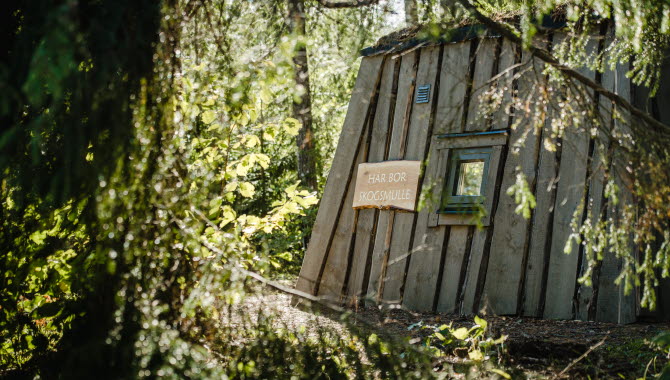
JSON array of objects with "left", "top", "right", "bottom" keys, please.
[
  {"left": 440, "top": 147, "right": 493, "bottom": 214},
  {"left": 427, "top": 129, "right": 508, "bottom": 227}
]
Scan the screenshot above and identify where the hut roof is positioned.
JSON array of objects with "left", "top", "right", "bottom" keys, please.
[{"left": 361, "top": 12, "right": 569, "bottom": 57}]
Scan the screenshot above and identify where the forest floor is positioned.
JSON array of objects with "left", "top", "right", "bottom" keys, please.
[{"left": 234, "top": 279, "right": 670, "bottom": 379}]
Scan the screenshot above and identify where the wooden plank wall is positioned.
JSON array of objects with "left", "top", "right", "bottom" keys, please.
[
  {"left": 403, "top": 41, "right": 471, "bottom": 311},
  {"left": 295, "top": 55, "right": 384, "bottom": 297},
  {"left": 296, "top": 33, "right": 645, "bottom": 323}
]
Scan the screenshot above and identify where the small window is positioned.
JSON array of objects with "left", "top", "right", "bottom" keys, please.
[
  {"left": 456, "top": 161, "right": 485, "bottom": 196},
  {"left": 441, "top": 148, "right": 492, "bottom": 214},
  {"left": 427, "top": 129, "right": 508, "bottom": 227}
]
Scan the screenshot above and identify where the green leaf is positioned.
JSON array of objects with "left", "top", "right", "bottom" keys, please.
[
  {"left": 245, "top": 135, "right": 260, "bottom": 148},
  {"left": 239, "top": 182, "right": 255, "bottom": 198},
  {"left": 283, "top": 117, "right": 301, "bottom": 136},
  {"left": 255, "top": 153, "right": 270, "bottom": 169},
  {"left": 208, "top": 198, "right": 223, "bottom": 218},
  {"left": 474, "top": 315, "right": 488, "bottom": 331},
  {"left": 490, "top": 369, "right": 512, "bottom": 379},
  {"left": 452, "top": 327, "right": 469, "bottom": 340},
  {"left": 220, "top": 206, "right": 237, "bottom": 228},
  {"left": 653, "top": 331, "right": 670, "bottom": 349},
  {"left": 201, "top": 110, "right": 216, "bottom": 124},
  {"left": 285, "top": 182, "right": 299, "bottom": 196},
  {"left": 236, "top": 160, "right": 251, "bottom": 177},
  {"left": 468, "top": 350, "right": 484, "bottom": 361},
  {"left": 224, "top": 182, "right": 238, "bottom": 192},
  {"left": 31, "top": 302, "right": 62, "bottom": 319},
  {"left": 275, "top": 251, "right": 292, "bottom": 261}
]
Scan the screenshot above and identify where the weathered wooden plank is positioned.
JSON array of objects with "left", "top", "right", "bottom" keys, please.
[
  {"left": 436, "top": 226, "right": 471, "bottom": 312},
  {"left": 521, "top": 35, "right": 559, "bottom": 317},
  {"left": 382, "top": 46, "right": 442, "bottom": 303},
  {"left": 318, "top": 143, "right": 368, "bottom": 301},
  {"left": 596, "top": 60, "right": 636, "bottom": 323},
  {"left": 481, "top": 41, "right": 546, "bottom": 315},
  {"left": 346, "top": 58, "right": 397, "bottom": 302},
  {"left": 615, "top": 59, "right": 637, "bottom": 324},
  {"left": 481, "top": 145, "right": 503, "bottom": 227},
  {"left": 492, "top": 39, "right": 519, "bottom": 130},
  {"left": 543, "top": 36, "right": 598, "bottom": 320},
  {"left": 523, "top": 125, "right": 558, "bottom": 317},
  {"left": 574, "top": 43, "right": 615, "bottom": 320},
  {"left": 435, "top": 38, "right": 504, "bottom": 313},
  {"left": 296, "top": 55, "right": 384, "bottom": 296},
  {"left": 459, "top": 39, "right": 519, "bottom": 314},
  {"left": 433, "top": 131, "right": 508, "bottom": 149},
  {"left": 402, "top": 41, "right": 472, "bottom": 311},
  {"left": 466, "top": 39, "right": 497, "bottom": 132},
  {"left": 366, "top": 52, "right": 418, "bottom": 303},
  {"left": 460, "top": 228, "right": 488, "bottom": 314}
]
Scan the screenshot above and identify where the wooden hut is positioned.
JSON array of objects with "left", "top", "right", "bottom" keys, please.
[{"left": 296, "top": 20, "right": 670, "bottom": 323}]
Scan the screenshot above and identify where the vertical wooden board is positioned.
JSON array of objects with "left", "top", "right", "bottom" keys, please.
[
  {"left": 366, "top": 52, "right": 418, "bottom": 302},
  {"left": 437, "top": 38, "right": 503, "bottom": 313},
  {"left": 460, "top": 228, "right": 488, "bottom": 314},
  {"left": 382, "top": 46, "right": 442, "bottom": 303},
  {"left": 403, "top": 42, "right": 472, "bottom": 311},
  {"left": 543, "top": 36, "right": 598, "bottom": 320},
  {"left": 492, "top": 39, "right": 519, "bottom": 130},
  {"left": 616, "top": 60, "right": 636, "bottom": 324},
  {"left": 381, "top": 214, "right": 414, "bottom": 303},
  {"left": 387, "top": 52, "right": 419, "bottom": 160},
  {"left": 596, "top": 61, "right": 636, "bottom": 324},
  {"left": 481, "top": 44, "right": 545, "bottom": 315},
  {"left": 433, "top": 42, "right": 472, "bottom": 135},
  {"left": 521, "top": 34, "right": 561, "bottom": 317},
  {"left": 458, "top": 40, "right": 519, "bottom": 314},
  {"left": 366, "top": 210, "right": 391, "bottom": 303},
  {"left": 522, "top": 138, "right": 557, "bottom": 317},
  {"left": 595, "top": 237, "right": 620, "bottom": 322},
  {"left": 574, "top": 49, "right": 615, "bottom": 320},
  {"left": 346, "top": 58, "right": 398, "bottom": 301},
  {"left": 466, "top": 39, "right": 497, "bottom": 132},
  {"left": 317, "top": 144, "right": 367, "bottom": 301},
  {"left": 296, "top": 56, "right": 384, "bottom": 295},
  {"left": 436, "top": 226, "right": 471, "bottom": 312}
]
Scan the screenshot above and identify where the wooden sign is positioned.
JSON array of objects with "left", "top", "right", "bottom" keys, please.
[{"left": 352, "top": 161, "right": 421, "bottom": 211}]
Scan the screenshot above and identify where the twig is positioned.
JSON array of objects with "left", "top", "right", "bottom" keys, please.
[
  {"left": 316, "top": 0, "right": 380, "bottom": 8},
  {"left": 557, "top": 334, "right": 608, "bottom": 377}
]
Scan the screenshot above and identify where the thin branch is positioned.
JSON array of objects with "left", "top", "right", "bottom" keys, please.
[
  {"left": 457, "top": 0, "right": 670, "bottom": 135},
  {"left": 558, "top": 334, "right": 608, "bottom": 377},
  {"left": 315, "top": 0, "right": 380, "bottom": 8}
]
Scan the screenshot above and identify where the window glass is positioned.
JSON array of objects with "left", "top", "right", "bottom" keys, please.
[{"left": 455, "top": 160, "right": 484, "bottom": 196}]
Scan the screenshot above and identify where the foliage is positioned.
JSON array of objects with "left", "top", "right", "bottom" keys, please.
[
  {"left": 418, "top": 316, "right": 507, "bottom": 363},
  {"left": 0, "top": 0, "right": 437, "bottom": 378}
]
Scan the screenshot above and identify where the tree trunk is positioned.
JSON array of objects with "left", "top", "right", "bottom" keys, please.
[
  {"left": 288, "top": 0, "right": 319, "bottom": 191},
  {"left": 404, "top": 0, "right": 418, "bottom": 25}
]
